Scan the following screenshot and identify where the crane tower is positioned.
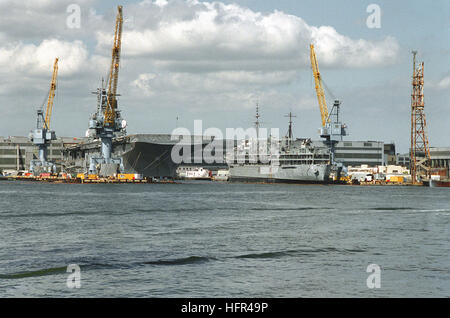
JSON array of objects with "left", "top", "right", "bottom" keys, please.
[
  {"left": 309, "top": 44, "right": 347, "bottom": 168},
  {"left": 309, "top": 44, "right": 347, "bottom": 143},
  {"left": 410, "top": 51, "right": 431, "bottom": 184},
  {"left": 88, "top": 6, "right": 126, "bottom": 176},
  {"left": 29, "top": 58, "right": 59, "bottom": 174}
]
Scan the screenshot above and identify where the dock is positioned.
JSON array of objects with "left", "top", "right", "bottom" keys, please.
[{"left": 8, "top": 175, "right": 177, "bottom": 184}]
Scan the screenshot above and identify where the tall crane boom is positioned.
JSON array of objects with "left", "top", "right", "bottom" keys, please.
[
  {"left": 105, "top": 5, "right": 123, "bottom": 126},
  {"left": 87, "top": 5, "right": 126, "bottom": 176},
  {"left": 310, "top": 44, "right": 329, "bottom": 127},
  {"left": 29, "top": 57, "right": 59, "bottom": 174},
  {"left": 44, "top": 58, "right": 59, "bottom": 130},
  {"left": 308, "top": 43, "right": 347, "bottom": 181}
]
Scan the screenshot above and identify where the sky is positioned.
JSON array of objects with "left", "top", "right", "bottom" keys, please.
[{"left": 0, "top": 0, "right": 448, "bottom": 153}]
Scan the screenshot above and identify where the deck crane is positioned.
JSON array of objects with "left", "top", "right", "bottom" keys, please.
[
  {"left": 310, "top": 44, "right": 347, "bottom": 179},
  {"left": 29, "top": 58, "right": 59, "bottom": 174},
  {"left": 88, "top": 5, "right": 126, "bottom": 176}
]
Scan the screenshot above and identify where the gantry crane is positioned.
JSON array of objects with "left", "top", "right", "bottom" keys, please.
[
  {"left": 29, "top": 58, "right": 59, "bottom": 174},
  {"left": 88, "top": 5, "right": 126, "bottom": 176}
]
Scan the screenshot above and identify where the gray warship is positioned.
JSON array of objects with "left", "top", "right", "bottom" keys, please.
[
  {"left": 62, "top": 134, "right": 221, "bottom": 178},
  {"left": 226, "top": 105, "right": 346, "bottom": 184},
  {"left": 227, "top": 139, "right": 332, "bottom": 183}
]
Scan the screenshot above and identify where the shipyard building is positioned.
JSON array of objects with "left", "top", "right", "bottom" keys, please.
[
  {"left": 308, "top": 140, "right": 391, "bottom": 167},
  {"left": 397, "top": 148, "right": 450, "bottom": 171},
  {"left": 334, "top": 141, "right": 385, "bottom": 167},
  {"left": 0, "top": 136, "right": 82, "bottom": 173}
]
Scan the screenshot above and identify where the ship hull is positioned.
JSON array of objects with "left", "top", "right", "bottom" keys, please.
[
  {"left": 63, "top": 134, "right": 225, "bottom": 178},
  {"left": 429, "top": 179, "right": 450, "bottom": 188},
  {"left": 122, "top": 141, "right": 176, "bottom": 178},
  {"left": 228, "top": 164, "right": 331, "bottom": 184}
]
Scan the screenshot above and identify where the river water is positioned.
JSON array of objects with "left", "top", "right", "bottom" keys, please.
[{"left": 0, "top": 181, "right": 448, "bottom": 297}]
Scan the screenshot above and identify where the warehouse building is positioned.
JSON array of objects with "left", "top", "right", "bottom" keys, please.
[
  {"left": 333, "top": 140, "right": 385, "bottom": 167},
  {"left": 430, "top": 147, "right": 450, "bottom": 177},
  {"left": 0, "top": 136, "right": 83, "bottom": 173},
  {"left": 397, "top": 147, "right": 450, "bottom": 172}
]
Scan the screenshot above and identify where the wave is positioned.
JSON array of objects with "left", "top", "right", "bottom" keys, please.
[
  {"left": 369, "top": 207, "right": 415, "bottom": 211},
  {"left": 0, "top": 266, "right": 67, "bottom": 279},
  {"left": 0, "top": 247, "right": 368, "bottom": 279},
  {"left": 134, "top": 207, "right": 214, "bottom": 213},
  {"left": 249, "top": 207, "right": 334, "bottom": 211},
  {"left": 143, "top": 256, "right": 215, "bottom": 266},
  {"left": 234, "top": 250, "right": 298, "bottom": 259},
  {"left": 369, "top": 207, "right": 450, "bottom": 213},
  {"left": 0, "top": 210, "right": 129, "bottom": 218},
  {"left": 234, "top": 247, "right": 366, "bottom": 259},
  {"left": 0, "top": 262, "right": 129, "bottom": 280}
]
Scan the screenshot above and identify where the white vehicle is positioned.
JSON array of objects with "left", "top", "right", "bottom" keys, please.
[
  {"left": 213, "top": 170, "right": 229, "bottom": 181},
  {"left": 176, "top": 166, "right": 211, "bottom": 180}
]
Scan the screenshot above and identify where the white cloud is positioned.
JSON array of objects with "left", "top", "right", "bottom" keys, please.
[
  {"left": 131, "top": 73, "right": 157, "bottom": 95},
  {"left": 437, "top": 76, "right": 450, "bottom": 89},
  {"left": 131, "top": 70, "right": 297, "bottom": 94},
  {"left": 310, "top": 26, "right": 399, "bottom": 68},
  {"left": 95, "top": 0, "right": 399, "bottom": 74},
  {"left": 0, "top": 0, "right": 98, "bottom": 40},
  {"left": 119, "top": 0, "right": 399, "bottom": 117},
  {"left": 0, "top": 0, "right": 408, "bottom": 143},
  {"left": 0, "top": 39, "right": 89, "bottom": 76}
]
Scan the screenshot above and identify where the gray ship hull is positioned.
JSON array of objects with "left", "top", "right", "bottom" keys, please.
[
  {"left": 122, "top": 141, "right": 176, "bottom": 178},
  {"left": 64, "top": 134, "right": 227, "bottom": 178},
  {"left": 229, "top": 164, "right": 331, "bottom": 184}
]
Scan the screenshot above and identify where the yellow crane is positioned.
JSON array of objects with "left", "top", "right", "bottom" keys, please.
[
  {"left": 87, "top": 5, "right": 126, "bottom": 176},
  {"left": 44, "top": 58, "right": 59, "bottom": 129},
  {"left": 30, "top": 57, "right": 59, "bottom": 173},
  {"left": 309, "top": 43, "right": 347, "bottom": 179},
  {"left": 310, "top": 44, "right": 329, "bottom": 127},
  {"left": 105, "top": 5, "right": 123, "bottom": 126}
]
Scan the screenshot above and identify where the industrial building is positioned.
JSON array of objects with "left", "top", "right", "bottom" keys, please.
[
  {"left": 397, "top": 153, "right": 410, "bottom": 168},
  {"left": 430, "top": 147, "right": 450, "bottom": 170},
  {"left": 0, "top": 136, "right": 82, "bottom": 174},
  {"left": 308, "top": 140, "right": 386, "bottom": 167},
  {"left": 397, "top": 147, "right": 450, "bottom": 174},
  {"left": 334, "top": 141, "right": 385, "bottom": 167}
]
